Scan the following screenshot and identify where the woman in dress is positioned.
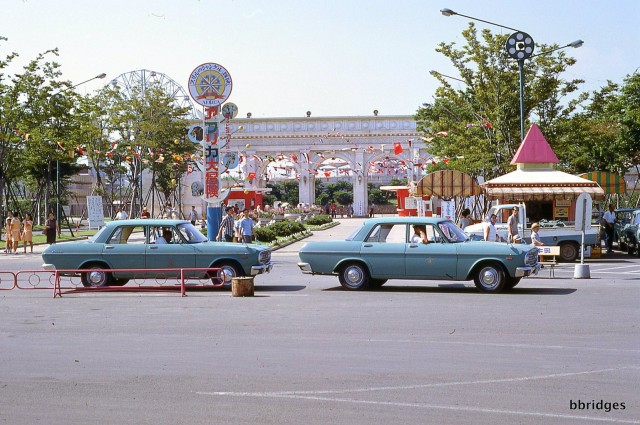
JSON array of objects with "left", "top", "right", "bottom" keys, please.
[
  {"left": 10, "top": 211, "right": 21, "bottom": 254},
  {"left": 22, "top": 213, "right": 34, "bottom": 253},
  {"left": 45, "top": 212, "right": 57, "bottom": 245}
]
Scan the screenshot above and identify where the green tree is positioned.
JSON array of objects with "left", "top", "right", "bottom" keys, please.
[
  {"left": 416, "top": 24, "right": 586, "bottom": 180},
  {"left": 555, "top": 72, "right": 640, "bottom": 175},
  {"left": 103, "top": 84, "right": 194, "bottom": 214},
  {"left": 265, "top": 180, "right": 299, "bottom": 206},
  {"left": 333, "top": 190, "right": 353, "bottom": 206}
]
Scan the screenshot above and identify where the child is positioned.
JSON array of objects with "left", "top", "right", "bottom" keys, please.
[
  {"left": 22, "top": 213, "right": 34, "bottom": 253},
  {"left": 10, "top": 212, "right": 21, "bottom": 254},
  {"left": 5, "top": 217, "right": 13, "bottom": 253}
]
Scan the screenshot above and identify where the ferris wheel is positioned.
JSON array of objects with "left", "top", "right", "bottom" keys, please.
[{"left": 108, "top": 69, "right": 202, "bottom": 119}]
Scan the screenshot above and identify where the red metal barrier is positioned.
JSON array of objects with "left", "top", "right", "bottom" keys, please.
[
  {"left": 0, "top": 271, "right": 17, "bottom": 290},
  {"left": 14, "top": 268, "right": 224, "bottom": 297},
  {"left": 15, "top": 270, "right": 59, "bottom": 291}
]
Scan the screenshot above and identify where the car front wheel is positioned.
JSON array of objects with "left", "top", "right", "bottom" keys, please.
[
  {"left": 338, "top": 263, "right": 371, "bottom": 290},
  {"left": 473, "top": 262, "right": 506, "bottom": 293},
  {"left": 81, "top": 265, "right": 112, "bottom": 287},
  {"left": 210, "top": 262, "right": 241, "bottom": 287}
]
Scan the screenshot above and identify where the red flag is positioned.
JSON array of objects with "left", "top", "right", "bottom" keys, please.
[
  {"left": 393, "top": 142, "right": 403, "bottom": 155},
  {"left": 247, "top": 172, "right": 256, "bottom": 180}
]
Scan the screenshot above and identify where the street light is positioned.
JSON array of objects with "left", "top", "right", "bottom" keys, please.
[
  {"left": 51, "top": 73, "right": 106, "bottom": 97},
  {"left": 51, "top": 72, "right": 106, "bottom": 227},
  {"left": 429, "top": 70, "right": 466, "bottom": 84},
  {"left": 440, "top": 8, "right": 583, "bottom": 141}
]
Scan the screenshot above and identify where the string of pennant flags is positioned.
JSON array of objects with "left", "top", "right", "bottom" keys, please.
[{"left": 12, "top": 126, "right": 467, "bottom": 180}]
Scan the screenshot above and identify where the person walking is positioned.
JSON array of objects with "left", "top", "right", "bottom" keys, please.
[
  {"left": 238, "top": 210, "right": 255, "bottom": 244},
  {"left": 189, "top": 206, "right": 199, "bottom": 226},
  {"left": 216, "top": 207, "right": 235, "bottom": 242}
]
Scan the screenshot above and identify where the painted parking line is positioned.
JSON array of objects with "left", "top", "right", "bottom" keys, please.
[
  {"left": 197, "top": 366, "right": 640, "bottom": 424},
  {"left": 589, "top": 265, "right": 640, "bottom": 273}
]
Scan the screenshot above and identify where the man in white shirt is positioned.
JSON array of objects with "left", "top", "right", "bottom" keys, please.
[
  {"left": 189, "top": 206, "right": 198, "bottom": 225},
  {"left": 115, "top": 207, "right": 128, "bottom": 220},
  {"left": 602, "top": 204, "right": 616, "bottom": 254},
  {"left": 483, "top": 214, "right": 499, "bottom": 242}
]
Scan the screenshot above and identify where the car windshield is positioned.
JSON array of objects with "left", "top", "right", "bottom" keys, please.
[
  {"left": 438, "top": 221, "right": 468, "bottom": 243},
  {"left": 88, "top": 226, "right": 108, "bottom": 242},
  {"left": 345, "top": 224, "right": 364, "bottom": 241},
  {"left": 176, "top": 223, "right": 208, "bottom": 243}
]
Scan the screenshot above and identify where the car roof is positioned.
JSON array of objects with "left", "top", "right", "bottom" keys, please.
[
  {"left": 105, "top": 219, "right": 189, "bottom": 227},
  {"left": 363, "top": 217, "right": 451, "bottom": 224}
]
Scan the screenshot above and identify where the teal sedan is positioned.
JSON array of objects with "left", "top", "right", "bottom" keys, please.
[
  {"left": 42, "top": 219, "right": 273, "bottom": 287},
  {"left": 298, "top": 217, "right": 540, "bottom": 293}
]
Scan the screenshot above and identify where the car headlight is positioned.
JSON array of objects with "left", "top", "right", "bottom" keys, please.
[{"left": 259, "top": 249, "right": 271, "bottom": 265}]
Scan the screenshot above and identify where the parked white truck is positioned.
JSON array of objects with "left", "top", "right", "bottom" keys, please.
[{"left": 463, "top": 203, "right": 600, "bottom": 261}]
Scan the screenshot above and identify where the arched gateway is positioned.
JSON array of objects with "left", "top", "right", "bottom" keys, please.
[{"left": 187, "top": 114, "right": 426, "bottom": 216}]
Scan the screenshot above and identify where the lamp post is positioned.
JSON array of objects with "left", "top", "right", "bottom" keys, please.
[
  {"left": 440, "top": 8, "right": 582, "bottom": 141},
  {"left": 429, "top": 70, "right": 466, "bottom": 84},
  {"left": 51, "top": 72, "right": 106, "bottom": 225}
]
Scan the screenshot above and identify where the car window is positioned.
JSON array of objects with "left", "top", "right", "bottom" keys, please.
[
  {"left": 438, "top": 221, "right": 468, "bottom": 243},
  {"left": 365, "top": 224, "right": 406, "bottom": 243},
  {"left": 424, "top": 224, "right": 440, "bottom": 243},
  {"left": 176, "top": 223, "right": 208, "bottom": 243},
  {"left": 106, "top": 226, "right": 146, "bottom": 244},
  {"left": 151, "top": 227, "right": 176, "bottom": 244}
]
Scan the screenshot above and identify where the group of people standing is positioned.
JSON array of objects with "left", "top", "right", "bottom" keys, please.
[
  {"left": 3, "top": 211, "right": 38, "bottom": 253},
  {"left": 216, "top": 207, "right": 255, "bottom": 243},
  {"left": 480, "top": 206, "right": 544, "bottom": 246}
]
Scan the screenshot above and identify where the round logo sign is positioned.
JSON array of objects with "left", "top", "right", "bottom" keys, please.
[{"left": 188, "top": 63, "right": 233, "bottom": 107}]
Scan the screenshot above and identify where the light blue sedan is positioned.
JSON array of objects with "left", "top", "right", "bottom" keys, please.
[
  {"left": 42, "top": 219, "right": 273, "bottom": 287},
  {"left": 298, "top": 217, "right": 540, "bottom": 293}
]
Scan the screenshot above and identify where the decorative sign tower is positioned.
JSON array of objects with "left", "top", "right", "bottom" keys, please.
[{"left": 188, "top": 63, "right": 233, "bottom": 239}]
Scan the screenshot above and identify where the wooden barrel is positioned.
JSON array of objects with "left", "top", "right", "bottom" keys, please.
[{"left": 231, "top": 277, "right": 254, "bottom": 297}]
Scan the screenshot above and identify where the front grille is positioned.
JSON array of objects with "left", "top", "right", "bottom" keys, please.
[
  {"left": 259, "top": 249, "right": 271, "bottom": 265},
  {"left": 525, "top": 249, "right": 538, "bottom": 266}
]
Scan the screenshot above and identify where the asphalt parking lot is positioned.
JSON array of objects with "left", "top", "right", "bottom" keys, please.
[{"left": 0, "top": 218, "right": 638, "bottom": 425}]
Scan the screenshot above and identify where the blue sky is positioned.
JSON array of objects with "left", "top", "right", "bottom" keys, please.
[{"left": 3, "top": 0, "right": 639, "bottom": 118}]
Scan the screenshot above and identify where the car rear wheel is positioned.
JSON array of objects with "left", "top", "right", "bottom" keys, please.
[
  {"left": 210, "top": 262, "right": 241, "bottom": 287},
  {"left": 80, "top": 265, "right": 112, "bottom": 287},
  {"left": 338, "top": 263, "right": 371, "bottom": 290},
  {"left": 473, "top": 262, "right": 506, "bottom": 293},
  {"left": 559, "top": 242, "right": 578, "bottom": 262}
]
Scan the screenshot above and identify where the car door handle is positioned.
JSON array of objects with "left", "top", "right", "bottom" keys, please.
[
  {"left": 363, "top": 244, "right": 373, "bottom": 247},
  {"left": 408, "top": 244, "right": 419, "bottom": 248},
  {"left": 105, "top": 246, "right": 114, "bottom": 250},
  {"left": 149, "top": 246, "right": 158, "bottom": 250}
]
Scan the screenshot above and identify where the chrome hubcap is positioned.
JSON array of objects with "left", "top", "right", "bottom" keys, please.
[
  {"left": 88, "top": 271, "right": 106, "bottom": 286},
  {"left": 480, "top": 268, "right": 498, "bottom": 288},
  {"left": 345, "top": 267, "right": 363, "bottom": 285}
]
